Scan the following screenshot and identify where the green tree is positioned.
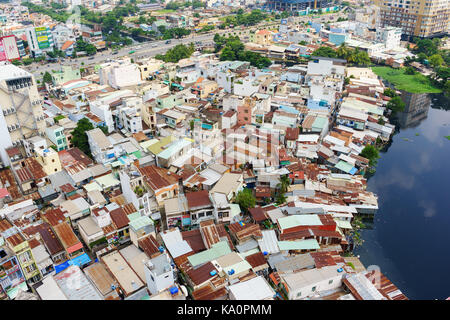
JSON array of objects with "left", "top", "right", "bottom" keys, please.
[
  {"left": 235, "top": 188, "right": 256, "bottom": 213},
  {"left": 312, "top": 46, "right": 337, "bottom": 58},
  {"left": 417, "top": 52, "right": 427, "bottom": 63},
  {"left": 219, "top": 46, "right": 236, "bottom": 61},
  {"left": 360, "top": 144, "right": 379, "bottom": 167},
  {"left": 156, "top": 43, "right": 195, "bottom": 63},
  {"left": 429, "top": 54, "right": 444, "bottom": 68},
  {"left": 387, "top": 95, "right": 405, "bottom": 114},
  {"left": 404, "top": 66, "right": 416, "bottom": 75},
  {"left": 277, "top": 175, "right": 290, "bottom": 194},
  {"left": 43, "top": 71, "right": 53, "bottom": 84},
  {"left": 71, "top": 118, "right": 94, "bottom": 157},
  {"left": 383, "top": 88, "right": 397, "bottom": 98}
]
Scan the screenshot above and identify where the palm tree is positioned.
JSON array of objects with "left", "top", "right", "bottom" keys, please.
[{"left": 277, "top": 175, "right": 291, "bottom": 194}]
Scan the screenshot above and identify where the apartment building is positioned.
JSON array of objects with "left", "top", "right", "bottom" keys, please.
[{"left": 374, "top": 0, "right": 449, "bottom": 37}]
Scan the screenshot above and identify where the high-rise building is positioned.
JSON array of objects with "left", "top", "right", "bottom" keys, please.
[
  {"left": 0, "top": 63, "right": 46, "bottom": 166},
  {"left": 266, "top": 0, "right": 332, "bottom": 12},
  {"left": 374, "top": 0, "right": 449, "bottom": 37}
]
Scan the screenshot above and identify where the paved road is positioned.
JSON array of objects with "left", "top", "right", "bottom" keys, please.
[
  {"left": 26, "top": 30, "right": 249, "bottom": 79},
  {"left": 26, "top": 9, "right": 348, "bottom": 79}
]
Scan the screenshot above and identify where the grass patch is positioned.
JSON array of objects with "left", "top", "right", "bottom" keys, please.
[
  {"left": 154, "top": 9, "right": 175, "bottom": 14},
  {"left": 445, "top": 136, "right": 450, "bottom": 140},
  {"left": 372, "top": 66, "right": 442, "bottom": 94}
]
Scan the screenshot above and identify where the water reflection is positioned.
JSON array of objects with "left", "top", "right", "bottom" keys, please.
[{"left": 397, "top": 91, "right": 431, "bottom": 129}]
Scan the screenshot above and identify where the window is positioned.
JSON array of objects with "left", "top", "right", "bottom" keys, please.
[
  {"left": 311, "top": 286, "right": 316, "bottom": 292},
  {"left": 329, "top": 280, "right": 333, "bottom": 285},
  {"left": 297, "top": 292, "right": 302, "bottom": 297}
]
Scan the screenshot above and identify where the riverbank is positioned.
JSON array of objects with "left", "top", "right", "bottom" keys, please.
[
  {"left": 372, "top": 66, "right": 442, "bottom": 94},
  {"left": 355, "top": 93, "right": 450, "bottom": 299}
]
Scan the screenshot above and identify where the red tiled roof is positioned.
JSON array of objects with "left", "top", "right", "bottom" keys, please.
[
  {"left": 109, "top": 207, "right": 130, "bottom": 229},
  {"left": 61, "top": 40, "right": 74, "bottom": 51},
  {"left": 186, "top": 262, "right": 218, "bottom": 286},
  {"left": 138, "top": 165, "right": 179, "bottom": 190},
  {"left": 285, "top": 127, "right": 300, "bottom": 141},
  {"left": 138, "top": 235, "right": 160, "bottom": 258},
  {"left": 5, "top": 147, "right": 21, "bottom": 157},
  {"left": 248, "top": 207, "right": 267, "bottom": 222},
  {"left": 36, "top": 222, "right": 64, "bottom": 255},
  {"left": 181, "top": 229, "right": 206, "bottom": 253},
  {"left": 186, "top": 190, "right": 212, "bottom": 209},
  {"left": 245, "top": 252, "right": 267, "bottom": 269},
  {"left": 43, "top": 208, "right": 66, "bottom": 226}
]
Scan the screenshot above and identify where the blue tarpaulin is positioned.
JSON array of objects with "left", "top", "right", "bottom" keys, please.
[
  {"left": 69, "top": 253, "right": 91, "bottom": 268},
  {"left": 54, "top": 261, "right": 70, "bottom": 274}
]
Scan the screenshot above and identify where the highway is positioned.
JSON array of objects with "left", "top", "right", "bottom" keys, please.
[
  {"left": 25, "top": 29, "right": 249, "bottom": 79},
  {"left": 24, "top": 8, "right": 349, "bottom": 80}
]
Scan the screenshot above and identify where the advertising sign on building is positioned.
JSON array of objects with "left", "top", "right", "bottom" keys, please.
[
  {"left": 2, "top": 35, "right": 20, "bottom": 60},
  {"left": 35, "top": 27, "right": 50, "bottom": 49}
]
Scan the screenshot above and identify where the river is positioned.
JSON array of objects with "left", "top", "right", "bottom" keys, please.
[{"left": 355, "top": 92, "right": 450, "bottom": 300}]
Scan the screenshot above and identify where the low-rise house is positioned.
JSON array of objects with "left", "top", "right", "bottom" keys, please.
[
  {"left": 29, "top": 238, "right": 54, "bottom": 278},
  {"left": 138, "top": 165, "right": 180, "bottom": 208},
  {"left": 77, "top": 216, "right": 105, "bottom": 250},
  {"left": 280, "top": 265, "right": 345, "bottom": 300},
  {"left": 128, "top": 213, "right": 155, "bottom": 248},
  {"left": 86, "top": 128, "right": 115, "bottom": 164},
  {"left": 210, "top": 172, "right": 244, "bottom": 201},
  {"left": 228, "top": 222, "right": 263, "bottom": 245},
  {"left": 84, "top": 262, "right": 120, "bottom": 300},
  {"left": 52, "top": 222, "right": 85, "bottom": 261},
  {"left": 35, "top": 222, "right": 67, "bottom": 264},
  {"left": 229, "top": 275, "right": 275, "bottom": 300},
  {"left": 101, "top": 250, "right": 145, "bottom": 298},
  {"left": 53, "top": 265, "right": 103, "bottom": 300},
  {"left": 144, "top": 252, "right": 175, "bottom": 295}
]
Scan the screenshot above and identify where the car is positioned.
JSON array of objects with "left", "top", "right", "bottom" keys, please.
[
  {"left": 165, "top": 40, "right": 171, "bottom": 44},
  {"left": 112, "top": 51, "right": 118, "bottom": 55},
  {"left": 88, "top": 56, "right": 95, "bottom": 60},
  {"left": 152, "top": 44, "right": 157, "bottom": 47}
]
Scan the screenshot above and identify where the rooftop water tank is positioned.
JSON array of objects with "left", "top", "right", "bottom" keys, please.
[{"left": 169, "top": 286, "right": 179, "bottom": 295}]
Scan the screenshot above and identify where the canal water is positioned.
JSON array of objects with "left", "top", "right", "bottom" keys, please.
[{"left": 355, "top": 92, "right": 450, "bottom": 300}]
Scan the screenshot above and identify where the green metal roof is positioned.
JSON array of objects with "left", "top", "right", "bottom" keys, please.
[
  {"left": 278, "top": 215, "right": 322, "bottom": 230},
  {"left": 335, "top": 160, "right": 355, "bottom": 174},
  {"left": 278, "top": 239, "right": 320, "bottom": 251},
  {"left": 129, "top": 216, "right": 154, "bottom": 230},
  {"left": 187, "top": 241, "right": 232, "bottom": 267},
  {"left": 312, "top": 116, "right": 327, "bottom": 130},
  {"left": 95, "top": 173, "right": 120, "bottom": 189},
  {"left": 132, "top": 150, "right": 142, "bottom": 159},
  {"left": 7, "top": 281, "right": 28, "bottom": 299},
  {"left": 335, "top": 219, "right": 353, "bottom": 230},
  {"left": 127, "top": 212, "right": 141, "bottom": 221},
  {"left": 223, "top": 259, "right": 252, "bottom": 275},
  {"left": 229, "top": 204, "right": 241, "bottom": 218}
]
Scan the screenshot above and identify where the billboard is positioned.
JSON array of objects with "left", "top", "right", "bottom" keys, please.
[
  {"left": 35, "top": 27, "right": 50, "bottom": 49},
  {"left": 1, "top": 36, "right": 20, "bottom": 60}
]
